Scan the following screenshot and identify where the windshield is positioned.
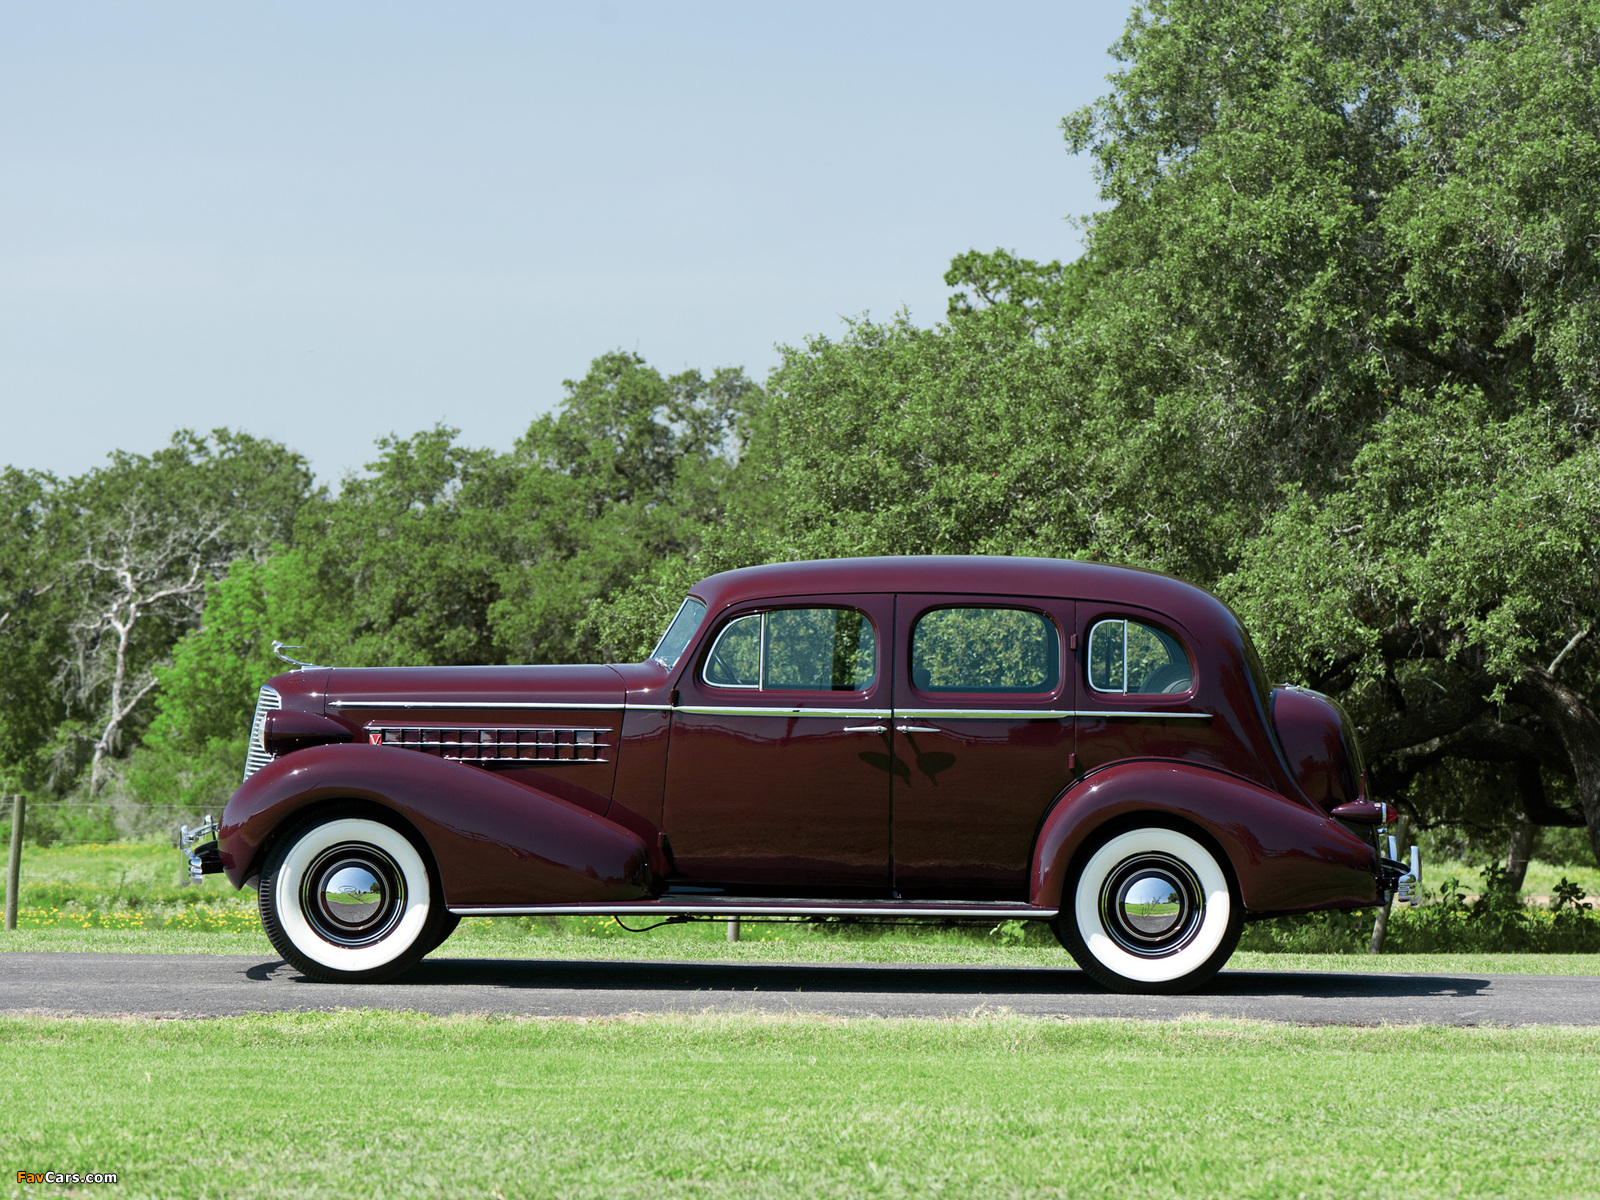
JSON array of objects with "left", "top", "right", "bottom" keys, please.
[{"left": 649, "top": 597, "right": 706, "bottom": 669}]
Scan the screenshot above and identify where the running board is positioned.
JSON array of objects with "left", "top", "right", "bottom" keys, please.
[{"left": 449, "top": 899, "right": 1059, "bottom": 919}]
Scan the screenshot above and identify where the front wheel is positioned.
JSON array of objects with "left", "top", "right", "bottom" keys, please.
[
  {"left": 1053, "top": 826, "right": 1242, "bottom": 994},
  {"left": 259, "top": 816, "right": 443, "bottom": 983}
]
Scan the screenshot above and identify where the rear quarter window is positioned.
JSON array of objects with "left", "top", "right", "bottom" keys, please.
[{"left": 1087, "top": 618, "right": 1193, "bottom": 695}]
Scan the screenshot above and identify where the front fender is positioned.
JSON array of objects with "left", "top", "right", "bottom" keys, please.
[
  {"left": 1030, "top": 760, "right": 1377, "bottom": 913},
  {"left": 221, "top": 743, "right": 652, "bottom": 906}
]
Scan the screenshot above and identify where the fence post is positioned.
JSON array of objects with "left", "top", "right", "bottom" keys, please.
[{"left": 5, "top": 794, "right": 23, "bottom": 931}]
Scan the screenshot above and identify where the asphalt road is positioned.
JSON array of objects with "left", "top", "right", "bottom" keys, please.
[{"left": 3, "top": 952, "right": 1599, "bottom": 1023}]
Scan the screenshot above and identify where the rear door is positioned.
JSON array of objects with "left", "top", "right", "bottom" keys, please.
[{"left": 889, "top": 596, "right": 1077, "bottom": 900}]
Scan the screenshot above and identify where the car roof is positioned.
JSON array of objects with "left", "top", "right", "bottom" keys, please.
[{"left": 691, "top": 555, "right": 1221, "bottom": 619}]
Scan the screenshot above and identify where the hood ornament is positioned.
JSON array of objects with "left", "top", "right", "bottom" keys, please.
[{"left": 271, "top": 640, "right": 324, "bottom": 671}]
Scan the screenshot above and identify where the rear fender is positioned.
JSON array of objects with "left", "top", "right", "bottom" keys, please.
[
  {"left": 221, "top": 743, "right": 652, "bottom": 906},
  {"left": 1030, "top": 760, "right": 1377, "bottom": 913}
]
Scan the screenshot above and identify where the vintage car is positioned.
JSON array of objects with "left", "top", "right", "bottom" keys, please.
[{"left": 181, "top": 556, "right": 1419, "bottom": 993}]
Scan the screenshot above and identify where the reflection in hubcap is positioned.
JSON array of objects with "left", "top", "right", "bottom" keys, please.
[
  {"left": 1099, "top": 852, "right": 1205, "bottom": 958},
  {"left": 300, "top": 844, "right": 407, "bottom": 947},
  {"left": 1121, "top": 873, "right": 1183, "bottom": 936},
  {"left": 323, "top": 866, "right": 385, "bottom": 926}
]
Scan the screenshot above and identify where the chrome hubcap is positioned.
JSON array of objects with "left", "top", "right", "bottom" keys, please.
[
  {"left": 322, "top": 866, "right": 385, "bottom": 926},
  {"left": 301, "top": 844, "right": 407, "bottom": 947},
  {"left": 1099, "top": 852, "right": 1205, "bottom": 957}
]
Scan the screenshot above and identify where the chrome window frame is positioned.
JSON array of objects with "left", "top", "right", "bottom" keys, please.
[
  {"left": 700, "top": 606, "right": 878, "bottom": 694},
  {"left": 908, "top": 603, "right": 1062, "bottom": 698},
  {"left": 1085, "top": 616, "right": 1194, "bottom": 696},
  {"left": 701, "top": 612, "right": 764, "bottom": 690},
  {"left": 649, "top": 596, "right": 707, "bottom": 669},
  {"left": 1087, "top": 618, "right": 1130, "bottom": 694}
]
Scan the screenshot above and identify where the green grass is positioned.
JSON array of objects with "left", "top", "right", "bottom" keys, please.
[
  {"left": 6, "top": 840, "right": 1600, "bottom": 965},
  {"left": 0, "top": 840, "right": 256, "bottom": 931},
  {"left": 5, "top": 923, "right": 1600, "bottom": 977},
  {"left": 1427, "top": 855, "right": 1600, "bottom": 901},
  {"left": 3, "top": 1010, "right": 1598, "bottom": 1199}
]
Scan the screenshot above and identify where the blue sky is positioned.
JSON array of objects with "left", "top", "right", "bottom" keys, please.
[{"left": 1, "top": 2, "right": 1128, "bottom": 483}]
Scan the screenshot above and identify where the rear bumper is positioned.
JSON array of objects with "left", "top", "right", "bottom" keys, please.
[{"left": 1380, "top": 843, "right": 1421, "bottom": 908}]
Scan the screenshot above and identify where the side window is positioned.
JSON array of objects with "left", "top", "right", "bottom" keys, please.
[
  {"left": 765, "top": 608, "right": 875, "bottom": 691},
  {"left": 910, "top": 607, "right": 1059, "bottom": 693},
  {"left": 702, "top": 608, "right": 876, "bottom": 692},
  {"left": 703, "top": 613, "right": 762, "bottom": 688},
  {"left": 1087, "top": 618, "right": 1193, "bottom": 695},
  {"left": 649, "top": 596, "right": 707, "bottom": 669}
]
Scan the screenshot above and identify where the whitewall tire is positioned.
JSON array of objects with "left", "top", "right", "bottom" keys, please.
[
  {"left": 1054, "top": 826, "right": 1242, "bottom": 994},
  {"left": 259, "top": 816, "right": 440, "bottom": 983}
]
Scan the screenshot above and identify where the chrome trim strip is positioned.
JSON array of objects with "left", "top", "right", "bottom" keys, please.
[
  {"left": 450, "top": 902, "right": 1059, "bottom": 919},
  {"left": 1073, "top": 710, "right": 1212, "bottom": 721},
  {"left": 893, "top": 709, "right": 1212, "bottom": 721},
  {"left": 327, "top": 700, "right": 1209, "bottom": 720},
  {"left": 894, "top": 708, "right": 1075, "bottom": 720},
  {"left": 329, "top": 700, "right": 627, "bottom": 711},
  {"left": 674, "top": 705, "right": 893, "bottom": 719}
]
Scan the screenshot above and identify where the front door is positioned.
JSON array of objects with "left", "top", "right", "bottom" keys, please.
[
  {"left": 663, "top": 594, "right": 895, "bottom": 893},
  {"left": 889, "top": 595, "right": 1077, "bottom": 900}
]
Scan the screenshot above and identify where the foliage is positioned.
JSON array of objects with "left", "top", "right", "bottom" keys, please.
[
  {"left": 0, "top": 467, "right": 70, "bottom": 791},
  {"left": 8, "top": 0, "right": 1600, "bottom": 876},
  {"left": 0, "top": 432, "right": 317, "bottom": 801},
  {"left": 491, "top": 353, "right": 759, "bottom": 665},
  {"left": 593, "top": 309, "right": 1091, "bottom": 660},
  {"left": 1052, "top": 0, "right": 1600, "bottom": 850},
  {"left": 1241, "top": 869, "right": 1600, "bottom": 954}
]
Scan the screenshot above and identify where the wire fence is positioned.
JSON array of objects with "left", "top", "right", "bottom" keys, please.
[{"left": 2, "top": 798, "right": 222, "bottom": 846}]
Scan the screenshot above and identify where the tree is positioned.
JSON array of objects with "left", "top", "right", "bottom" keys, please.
[
  {"left": 286, "top": 425, "right": 515, "bottom": 668},
  {"left": 590, "top": 308, "right": 1089, "bottom": 659},
  {"left": 494, "top": 352, "right": 759, "bottom": 664},
  {"left": 603, "top": 0, "right": 1600, "bottom": 869},
  {"left": 0, "top": 431, "right": 317, "bottom": 801},
  {"left": 1057, "top": 0, "right": 1600, "bottom": 857},
  {"left": 0, "top": 468, "right": 71, "bottom": 791},
  {"left": 134, "top": 352, "right": 761, "bottom": 805}
]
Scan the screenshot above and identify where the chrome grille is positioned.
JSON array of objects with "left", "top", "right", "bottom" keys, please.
[
  {"left": 369, "top": 725, "right": 610, "bottom": 763},
  {"left": 242, "top": 685, "right": 282, "bottom": 782}
]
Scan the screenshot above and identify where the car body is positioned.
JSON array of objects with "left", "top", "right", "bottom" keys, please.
[{"left": 186, "top": 556, "right": 1420, "bottom": 993}]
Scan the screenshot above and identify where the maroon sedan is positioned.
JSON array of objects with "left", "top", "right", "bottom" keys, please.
[{"left": 182, "top": 556, "right": 1419, "bottom": 993}]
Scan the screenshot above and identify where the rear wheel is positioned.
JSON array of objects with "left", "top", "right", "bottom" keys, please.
[
  {"left": 1053, "top": 826, "right": 1242, "bottom": 994},
  {"left": 259, "top": 816, "right": 443, "bottom": 983}
]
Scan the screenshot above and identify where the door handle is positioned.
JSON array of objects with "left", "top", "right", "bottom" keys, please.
[
  {"left": 895, "top": 724, "right": 939, "bottom": 734},
  {"left": 842, "top": 724, "right": 888, "bottom": 734}
]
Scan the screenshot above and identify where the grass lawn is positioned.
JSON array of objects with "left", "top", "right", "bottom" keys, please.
[
  {"left": 5, "top": 923, "right": 1600, "bottom": 978},
  {"left": 3, "top": 1010, "right": 1597, "bottom": 1200},
  {"left": 6, "top": 843, "right": 1598, "bottom": 1198},
  {"left": 4, "top": 840, "right": 1599, "bottom": 973},
  {"left": 1427, "top": 854, "right": 1600, "bottom": 903}
]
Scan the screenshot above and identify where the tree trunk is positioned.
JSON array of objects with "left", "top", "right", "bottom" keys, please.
[
  {"left": 1511, "top": 667, "right": 1600, "bottom": 867},
  {"left": 1504, "top": 822, "right": 1536, "bottom": 895}
]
